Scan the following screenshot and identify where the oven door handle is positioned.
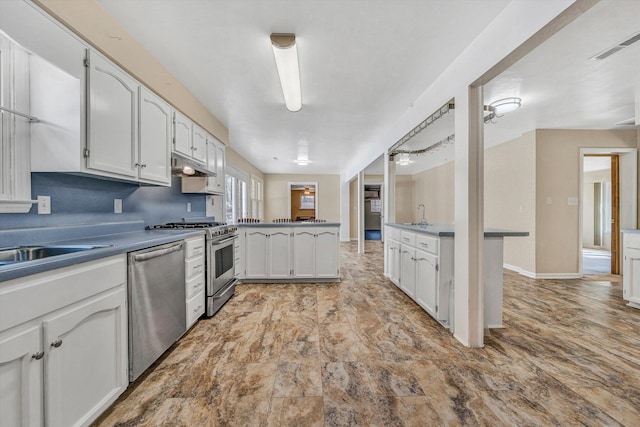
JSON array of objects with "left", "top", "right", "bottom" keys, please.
[{"left": 210, "top": 235, "right": 238, "bottom": 246}]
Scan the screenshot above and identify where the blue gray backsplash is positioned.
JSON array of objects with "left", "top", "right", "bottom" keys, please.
[{"left": 0, "top": 173, "right": 207, "bottom": 229}]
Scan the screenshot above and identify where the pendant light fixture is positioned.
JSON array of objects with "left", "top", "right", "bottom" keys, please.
[
  {"left": 271, "top": 33, "right": 302, "bottom": 112},
  {"left": 304, "top": 186, "right": 310, "bottom": 195}
]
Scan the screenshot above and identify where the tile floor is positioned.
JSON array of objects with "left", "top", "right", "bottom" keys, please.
[{"left": 93, "top": 241, "right": 640, "bottom": 426}]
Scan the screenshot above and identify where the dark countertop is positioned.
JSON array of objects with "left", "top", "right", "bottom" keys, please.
[
  {"left": 0, "top": 221, "right": 205, "bottom": 282},
  {"left": 386, "top": 223, "right": 529, "bottom": 237},
  {"left": 235, "top": 222, "right": 340, "bottom": 228}
]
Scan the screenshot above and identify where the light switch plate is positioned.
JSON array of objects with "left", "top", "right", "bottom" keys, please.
[
  {"left": 37, "top": 195, "right": 51, "bottom": 214},
  {"left": 187, "top": 202, "right": 192, "bottom": 212},
  {"left": 546, "top": 197, "right": 552, "bottom": 205},
  {"left": 567, "top": 197, "right": 579, "bottom": 206},
  {"left": 114, "top": 199, "right": 122, "bottom": 214}
]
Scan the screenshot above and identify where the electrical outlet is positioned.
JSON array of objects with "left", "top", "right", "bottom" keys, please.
[
  {"left": 187, "top": 202, "right": 192, "bottom": 212},
  {"left": 37, "top": 195, "right": 51, "bottom": 215},
  {"left": 546, "top": 197, "right": 552, "bottom": 205},
  {"left": 114, "top": 199, "right": 123, "bottom": 214}
]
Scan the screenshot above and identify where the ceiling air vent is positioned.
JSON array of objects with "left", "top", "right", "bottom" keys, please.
[{"left": 592, "top": 31, "right": 640, "bottom": 60}]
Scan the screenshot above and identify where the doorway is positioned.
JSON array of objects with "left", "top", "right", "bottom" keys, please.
[
  {"left": 288, "top": 182, "right": 318, "bottom": 221},
  {"left": 582, "top": 155, "right": 618, "bottom": 275},
  {"left": 364, "top": 184, "right": 382, "bottom": 240}
]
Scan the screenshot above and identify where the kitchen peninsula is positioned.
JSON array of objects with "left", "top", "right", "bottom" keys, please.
[
  {"left": 235, "top": 222, "right": 340, "bottom": 282},
  {"left": 384, "top": 223, "right": 528, "bottom": 332}
]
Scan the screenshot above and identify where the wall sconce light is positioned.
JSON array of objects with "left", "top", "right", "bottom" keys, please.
[{"left": 271, "top": 33, "right": 302, "bottom": 112}]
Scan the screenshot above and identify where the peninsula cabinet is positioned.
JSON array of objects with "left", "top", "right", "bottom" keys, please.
[
  {"left": 237, "top": 224, "right": 340, "bottom": 282},
  {"left": 244, "top": 227, "right": 292, "bottom": 279},
  {"left": 0, "top": 255, "right": 128, "bottom": 427},
  {"left": 293, "top": 227, "right": 340, "bottom": 279}
]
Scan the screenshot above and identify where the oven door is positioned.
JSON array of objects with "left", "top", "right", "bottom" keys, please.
[{"left": 207, "top": 234, "right": 237, "bottom": 296}]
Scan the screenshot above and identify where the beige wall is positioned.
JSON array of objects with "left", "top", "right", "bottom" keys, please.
[
  {"left": 395, "top": 175, "right": 414, "bottom": 224},
  {"left": 225, "top": 147, "right": 264, "bottom": 181},
  {"left": 412, "top": 162, "right": 455, "bottom": 224},
  {"left": 535, "top": 129, "right": 637, "bottom": 274},
  {"left": 485, "top": 131, "right": 536, "bottom": 273},
  {"left": 34, "top": 0, "right": 229, "bottom": 144},
  {"left": 264, "top": 174, "right": 341, "bottom": 223},
  {"left": 349, "top": 179, "right": 358, "bottom": 239}
]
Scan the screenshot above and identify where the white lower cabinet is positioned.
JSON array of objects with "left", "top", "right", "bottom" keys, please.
[
  {"left": 293, "top": 227, "right": 340, "bottom": 279},
  {"left": 43, "top": 288, "right": 126, "bottom": 427},
  {"left": 244, "top": 227, "right": 292, "bottom": 279},
  {"left": 385, "top": 238, "right": 401, "bottom": 285},
  {"left": 184, "top": 236, "right": 205, "bottom": 329},
  {"left": 400, "top": 247, "right": 416, "bottom": 299},
  {"left": 623, "top": 232, "right": 640, "bottom": 309},
  {"left": 0, "top": 325, "right": 42, "bottom": 427},
  {"left": 0, "top": 255, "right": 128, "bottom": 427},
  {"left": 385, "top": 226, "right": 453, "bottom": 329},
  {"left": 239, "top": 225, "right": 340, "bottom": 281}
]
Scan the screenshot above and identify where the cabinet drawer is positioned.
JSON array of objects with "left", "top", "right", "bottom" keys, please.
[
  {"left": 186, "top": 290, "right": 205, "bottom": 328},
  {"left": 185, "top": 273, "right": 205, "bottom": 299},
  {"left": 386, "top": 227, "right": 400, "bottom": 240},
  {"left": 0, "top": 255, "right": 126, "bottom": 332},
  {"left": 400, "top": 231, "right": 416, "bottom": 247},
  {"left": 416, "top": 235, "right": 438, "bottom": 255},
  {"left": 185, "top": 256, "right": 205, "bottom": 278},
  {"left": 185, "top": 237, "right": 205, "bottom": 258}
]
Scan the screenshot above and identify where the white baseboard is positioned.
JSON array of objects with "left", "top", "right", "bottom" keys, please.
[{"left": 503, "top": 263, "right": 581, "bottom": 279}]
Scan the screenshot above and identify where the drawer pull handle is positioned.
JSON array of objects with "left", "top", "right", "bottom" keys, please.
[
  {"left": 32, "top": 351, "right": 44, "bottom": 360},
  {"left": 51, "top": 339, "right": 62, "bottom": 348},
  {"left": 193, "top": 305, "right": 202, "bottom": 313}
]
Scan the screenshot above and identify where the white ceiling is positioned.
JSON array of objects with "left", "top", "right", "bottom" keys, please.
[
  {"left": 98, "top": 0, "right": 511, "bottom": 175},
  {"left": 367, "top": 0, "right": 640, "bottom": 176}
]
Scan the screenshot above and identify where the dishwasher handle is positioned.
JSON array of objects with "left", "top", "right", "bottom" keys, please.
[{"left": 131, "top": 242, "right": 183, "bottom": 262}]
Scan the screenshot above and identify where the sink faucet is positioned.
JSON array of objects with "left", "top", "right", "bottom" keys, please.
[{"left": 417, "top": 203, "right": 426, "bottom": 224}]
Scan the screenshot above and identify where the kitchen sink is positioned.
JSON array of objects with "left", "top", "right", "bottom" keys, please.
[{"left": 0, "top": 245, "right": 111, "bottom": 263}]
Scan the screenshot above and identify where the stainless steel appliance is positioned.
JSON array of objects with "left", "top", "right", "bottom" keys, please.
[
  {"left": 147, "top": 221, "right": 238, "bottom": 317},
  {"left": 128, "top": 241, "right": 186, "bottom": 381}
]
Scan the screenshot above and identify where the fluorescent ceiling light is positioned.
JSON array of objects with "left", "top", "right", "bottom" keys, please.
[
  {"left": 489, "top": 97, "right": 521, "bottom": 116},
  {"left": 271, "top": 33, "right": 302, "bottom": 112},
  {"left": 296, "top": 158, "right": 308, "bottom": 166}
]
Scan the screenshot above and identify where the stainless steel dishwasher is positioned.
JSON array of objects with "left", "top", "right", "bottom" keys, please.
[{"left": 128, "top": 241, "right": 186, "bottom": 381}]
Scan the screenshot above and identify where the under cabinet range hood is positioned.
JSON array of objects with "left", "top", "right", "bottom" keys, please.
[{"left": 171, "top": 153, "right": 215, "bottom": 177}]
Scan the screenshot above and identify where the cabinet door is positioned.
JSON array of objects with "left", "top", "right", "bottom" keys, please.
[
  {"left": 173, "top": 111, "right": 192, "bottom": 157},
  {"left": 293, "top": 230, "right": 316, "bottom": 278},
  {"left": 316, "top": 228, "right": 339, "bottom": 278},
  {"left": 269, "top": 230, "right": 292, "bottom": 278},
  {"left": 400, "top": 247, "right": 416, "bottom": 299},
  {"left": 0, "top": 326, "right": 43, "bottom": 427},
  {"left": 214, "top": 140, "right": 226, "bottom": 192},
  {"left": 415, "top": 249, "right": 438, "bottom": 317},
  {"left": 245, "top": 230, "right": 268, "bottom": 278},
  {"left": 87, "top": 51, "right": 138, "bottom": 178},
  {"left": 624, "top": 247, "right": 640, "bottom": 304},
  {"left": 43, "top": 288, "right": 127, "bottom": 427},
  {"left": 139, "top": 87, "right": 171, "bottom": 185},
  {"left": 386, "top": 240, "right": 401, "bottom": 286},
  {"left": 191, "top": 124, "right": 207, "bottom": 164}
]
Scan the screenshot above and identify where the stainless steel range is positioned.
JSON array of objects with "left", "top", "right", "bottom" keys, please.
[{"left": 147, "top": 221, "right": 238, "bottom": 316}]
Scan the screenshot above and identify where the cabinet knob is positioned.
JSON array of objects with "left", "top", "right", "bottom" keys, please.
[
  {"left": 141, "top": 164, "right": 147, "bottom": 168},
  {"left": 32, "top": 351, "right": 44, "bottom": 360},
  {"left": 51, "top": 339, "right": 63, "bottom": 348}
]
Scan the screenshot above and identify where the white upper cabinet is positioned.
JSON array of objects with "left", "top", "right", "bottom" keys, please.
[
  {"left": 0, "top": 33, "right": 35, "bottom": 213},
  {"left": 173, "top": 110, "right": 192, "bottom": 158},
  {"left": 191, "top": 124, "right": 207, "bottom": 164},
  {"left": 86, "top": 50, "right": 138, "bottom": 178},
  {"left": 139, "top": 87, "right": 171, "bottom": 185},
  {"left": 213, "top": 137, "right": 226, "bottom": 192}
]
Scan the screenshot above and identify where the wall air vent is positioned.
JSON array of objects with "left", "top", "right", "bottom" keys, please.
[{"left": 592, "top": 31, "right": 640, "bottom": 60}]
